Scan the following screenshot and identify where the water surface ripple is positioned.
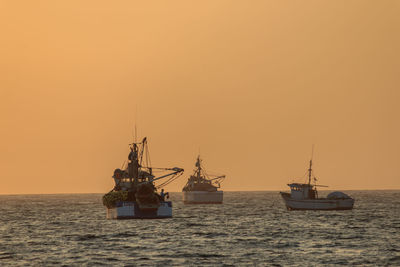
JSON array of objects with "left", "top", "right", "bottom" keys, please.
[{"left": 0, "top": 191, "right": 399, "bottom": 266}]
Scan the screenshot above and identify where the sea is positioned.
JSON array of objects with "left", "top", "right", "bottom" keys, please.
[{"left": 0, "top": 191, "right": 399, "bottom": 266}]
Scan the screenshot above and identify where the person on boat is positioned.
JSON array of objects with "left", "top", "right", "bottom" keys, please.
[{"left": 160, "top": 189, "right": 169, "bottom": 201}]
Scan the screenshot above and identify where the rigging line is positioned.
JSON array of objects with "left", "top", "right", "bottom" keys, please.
[
  {"left": 311, "top": 144, "right": 315, "bottom": 161},
  {"left": 203, "top": 169, "right": 209, "bottom": 179},
  {"left": 141, "top": 167, "right": 175, "bottom": 170},
  {"left": 206, "top": 170, "right": 225, "bottom": 177},
  {"left": 301, "top": 169, "right": 309, "bottom": 183},
  {"left": 157, "top": 174, "right": 178, "bottom": 185},
  {"left": 134, "top": 105, "right": 138, "bottom": 143},
  {"left": 156, "top": 179, "right": 174, "bottom": 188},
  {"left": 146, "top": 142, "right": 152, "bottom": 170},
  {"left": 156, "top": 173, "right": 183, "bottom": 189}
]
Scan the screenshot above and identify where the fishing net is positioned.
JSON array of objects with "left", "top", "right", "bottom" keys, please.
[{"left": 102, "top": 191, "right": 129, "bottom": 208}]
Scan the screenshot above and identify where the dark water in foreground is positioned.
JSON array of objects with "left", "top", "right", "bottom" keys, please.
[{"left": 0, "top": 191, "right": 399, "bottom": 266}]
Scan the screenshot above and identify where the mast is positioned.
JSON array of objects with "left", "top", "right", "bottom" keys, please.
[
  {"left": 308, "top": 159, "right": 312, "bottom": 185},
  {"left": 128, "top": 143, "right": 139, "bottom": 187},
  {"left": 195, "top": 156, "right": 201, "bottom": 180},
  {"left": 308, "top": 144, "right": 314, "bottom": 186}
]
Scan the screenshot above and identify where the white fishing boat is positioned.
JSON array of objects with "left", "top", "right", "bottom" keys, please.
[
  {"left": 182, "top": 156, "right": 225, "bottom": 204},
  {"left": 103, "top": 137, "right": 184, "bottom": 219},
  {"left": 280, "top": 159, "right": 354, "bottom": 210}
]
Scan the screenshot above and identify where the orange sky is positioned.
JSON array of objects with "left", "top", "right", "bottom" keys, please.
[{"left": 1, "top": 1, "right": 399, "bottom": 194}]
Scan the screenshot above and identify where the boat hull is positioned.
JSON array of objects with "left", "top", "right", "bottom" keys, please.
[
  {"left": 280, "top": 192, "right": 354, "bottom": 210},
  {"left": 106, "top": 201, "right": 172, "bottom": 219},
  {"left": 183, "top": 191, "right": 223, "bottom": 204}
]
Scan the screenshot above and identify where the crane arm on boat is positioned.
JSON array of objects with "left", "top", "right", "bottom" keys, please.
[
  {"left": 139, "top": 168, "right": 184, "bottom": 184},
  {"left": 208, "top": 175, "right": 226, "bottom": 181}
]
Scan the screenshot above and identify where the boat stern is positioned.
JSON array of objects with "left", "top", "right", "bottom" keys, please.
[
  {"left": 183, "top": 191, "right": 223, "bottom": 204},
  {"left": 106, "top": 201, "right": 172, "bottom": 219}
]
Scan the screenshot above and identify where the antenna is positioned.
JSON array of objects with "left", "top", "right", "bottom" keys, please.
[
  {"left": 135, "top": 123, "right": 137, "bottom": 143},
  {"left": 308, "top": 144, "right": 314, "bottom": 185},
  {"left": 311, "top": 144, "right": 314, "bottom": 161},
  {"left": 134, "top": 105, "right": 138, "bottom": 143}
]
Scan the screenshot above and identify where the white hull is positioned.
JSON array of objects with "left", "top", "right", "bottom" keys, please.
[
  {"left": 106, "top": 201, "right": 172, "bottom": 219},
  {"left": 183, "top": 191, "right": 223, "bottom": 204},
  {"left": 280, "top": 193, "right": 354, "bottom": 210}
]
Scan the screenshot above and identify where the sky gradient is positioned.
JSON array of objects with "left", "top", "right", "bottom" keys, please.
[{"left": 1, "top": 1, "right": 399, "bottom": 194}]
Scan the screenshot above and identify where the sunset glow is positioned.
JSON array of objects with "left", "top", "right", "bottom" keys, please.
[{"left": 1, "top": 1, "right": 399, "bottom": 194}]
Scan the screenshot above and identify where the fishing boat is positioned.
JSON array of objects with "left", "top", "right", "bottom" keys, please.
[
  {"left": 280, "top": 159, "right": 354, "bottom": 210},
  {"left": 103, "top": 137, "right": 184, "bottom": 219},
  {"left": 182, "top": 156, "right": 225, "bottom": 204}
]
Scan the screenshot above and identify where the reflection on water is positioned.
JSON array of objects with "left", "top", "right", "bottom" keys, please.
[{"left": 0, "top": 191, "right": 399, "bottom": 265}]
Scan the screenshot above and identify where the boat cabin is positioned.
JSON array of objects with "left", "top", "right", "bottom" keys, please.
[
  {"left": 182, "top": 156, "right": 225, "bottom": 192},
  {"left": 113, "top": 169, "right": 155, "bottom": 191},
  {"left": 288, "top": 183, "right": 316, "bottom": 200},
  {"left": 183, "top": 175, "right": 218, "bottom": 192}
]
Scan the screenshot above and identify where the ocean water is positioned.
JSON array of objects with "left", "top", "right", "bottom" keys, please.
[{"left": 0, "top": 191, "right": 399, "bottom": 266}]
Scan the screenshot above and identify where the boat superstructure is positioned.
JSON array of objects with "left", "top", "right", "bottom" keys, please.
[
  {"left": 280, "top": 159, "right": 354, "bottom": 210},
  {"left": 103, "top": 137, "right": 184, "bottom": 219},
  {"left": 182, "top": 156, "right": 225, "bottom": 204}
]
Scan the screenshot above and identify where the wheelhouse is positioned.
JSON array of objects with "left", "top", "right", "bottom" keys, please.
[{"left": 288, "top": 183, "right": 316, "bottom": 200}]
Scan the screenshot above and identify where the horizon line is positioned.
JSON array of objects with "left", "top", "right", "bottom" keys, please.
[{"left": 1, "top": 188, "right": 399, "bottom": 196}]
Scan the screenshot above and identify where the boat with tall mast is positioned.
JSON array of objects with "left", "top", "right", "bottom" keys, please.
[
  {"left": 182, "top": 156, "right": 225, "bottom": 204},
  {"left": 280, "top": 158, "right": 355, "bottom": 210},
  {"left": 102, "top": 137, "right": 184, "bottom": 219}
]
